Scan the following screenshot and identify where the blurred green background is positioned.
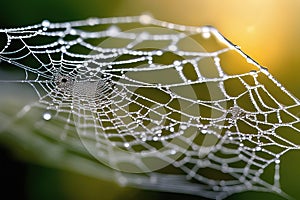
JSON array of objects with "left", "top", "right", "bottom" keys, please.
[{"left": 0, "top": 0, "right": 300, "bottom": 200}]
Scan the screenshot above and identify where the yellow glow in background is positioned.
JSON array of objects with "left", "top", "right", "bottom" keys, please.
[{"left": 0, "top": 0, "right": 299, "bottom": 200}]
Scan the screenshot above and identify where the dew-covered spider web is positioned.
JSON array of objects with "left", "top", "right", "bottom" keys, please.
[{"left": 0, "top": 15, "right": 300, "bottom": 200}]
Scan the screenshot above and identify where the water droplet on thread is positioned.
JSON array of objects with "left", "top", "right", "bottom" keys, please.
[
  {"left": 42, "top": 20, "right": 50, "bottom": 27},
  {"left": 117, "top": 176, "right": 128, "bottom": 186},
  {"left": 180, "top": 125, "right": 187, "bottom": 130},
  {"left": 255, "top": 146, "right": 262, "bottom": 151},
  {"left": 168, "top": 45, "right": 177, "bottom": 51},
  {"left": 139, "top": 14, "right": 153, "bottom": 24},
  {"left": 43, "top": 112, "right": 52, "bottom": 121},
  {"left": 202, "top": 31, "right": 211, "bottom": 39},
  {"left": 170, "top": 149, "right": 177, "bottom": 155},
  {"left": 107, "top": 25, "right": 120, "bottom": 36},
  {"left": 169, "top": 127, "right": 175, "bottom": 132}
]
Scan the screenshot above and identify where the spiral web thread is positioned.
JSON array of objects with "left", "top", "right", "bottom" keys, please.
[{"left": 0, "top": 15, "right": 299, "bottom": 199}]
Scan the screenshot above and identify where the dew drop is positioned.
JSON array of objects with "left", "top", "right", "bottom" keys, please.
[
  {"left": 107, "top": 25, "right": 120, "bottom": 36},
  {"left": 255, "top": 146, "right": 262, "bottom": 151},
  {"left": 169, "top": 127, "right": 175, "bottom": 132},
  {"left": 117, "top": 176, "right": 128, "bottom": 187},
  {"left": 201, "top": 129, "right": 208, "bottom": 134},
  {"left": 214, "top": 57, "right": 220, "bottom": 63},
  {"left": 260, "top": 66, "right": 269, "bottom": 75},
  {"left": 173, "top": 60, "right": 180, "bottom": 66},
  {"left": 139, "top": 14, "right": 153, "bottom": 24},
  {"left": 42, "top": 20, "right": 50, "bottom": 27},
  {"left": 60, "top": 46, "right": 67, "bottom": 53},
  {"left": 202, "top": 32, "right": 211, "bottom": 39},
  {"left": 170, "top": 149, "right": 177, "bottom": 155},
  {"left": 156, "top": 50, "right": 163, "bottom": 56},
  {"left": 69, "top": 29, "right": 77, "bottom": 35},
  {"left": 87, "top": 18, "right": 98, "bottom": 25},
  {"left": 180, "top": 125, "right": 187, "bottom": 130},
  {"left": 168, "top": 45, "right": 177, "bottom": 51},
  {"left": 58, "top": 38, "right": 64, "bottom": 45},
  {"left": 150, "top": 175, "right": 157, "bottom": 184},
  {"left": 175, "top": 66, "right": 183, "bottom": 71},
  {"left": 198, "top": 26, "right": 210, "bottom": 37},
  {"left": 249, "top": 70, "right": 258, "bottom": 77},
  {"left": 43, "top": 112, "right": 52, "bottom": 121}
]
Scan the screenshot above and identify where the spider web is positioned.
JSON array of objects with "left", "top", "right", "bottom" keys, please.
[{"left": 0, "top": 15, "right": 300, "bottom": 200}]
